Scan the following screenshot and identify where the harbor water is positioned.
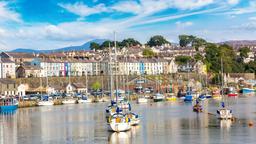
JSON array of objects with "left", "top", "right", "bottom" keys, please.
[{"left": 1, "top": 95, "right": 256, "bottom": 144}]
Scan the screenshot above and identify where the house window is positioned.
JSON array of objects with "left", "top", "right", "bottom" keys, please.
[{"left": 7, "top": 84, "right": 9, "bottom": 89}]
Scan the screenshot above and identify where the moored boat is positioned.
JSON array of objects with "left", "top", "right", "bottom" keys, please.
[
  {"left": 78, "top": 96, "right": 92, "bottom": 103},
  {"left": 217, "top": 102, "right": 233, "bottom": 119},
  {"left": 125, "top": 112, "right": 140, "bottom": 126},
  {"left": 227, "top": 93, "right": 238, "bottom": 97},
  {"left": 37, "top": 95, "right": 54, "bottom": 106},
  {"left": 193, "top": 101, "right": 203, "bottom": 113},
  {"left": 0, "top": 98, "right": 18, "bottom": 112},
  {"left": 62, "top": 98, "right": 77, "bottom": 104},
  {"left": 137, "top": 97, "right": 148, "bottom": 103},
  {"left": 184, "top": 91, "right": 194, "bottom": 102},
  {"left": 108, "top": 113, "right": 131, "bottom": 132},
  {"left": 166, "top": 96, "right": 177, "bottom": 101},
  {"left": 153, "top": 93, "right": 164, "bottom": 102},
  {"left": 240, "top": 88, "right": 255, "bottom": 94}
]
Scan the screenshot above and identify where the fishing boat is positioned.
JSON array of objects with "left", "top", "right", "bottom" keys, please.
[
  {"left": 153, "top": 93, "right": 164, "bottom": 102},
  {"left": 108, "top": 113, "right": 131, "bottom": 132},
  {"left": 0, "top": 97, "right": 18, "bottom": 112},
  {"left": 37, "top": 95, "right": 54, "bottom": 106},
  {"left": 240, "top": 88, "right": 255, "bottom": 94},
  {"left": 125, "top": 112, "right": 140, "bottom": 126}
]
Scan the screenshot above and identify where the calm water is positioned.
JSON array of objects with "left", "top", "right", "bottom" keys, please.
[{"left": 1, "top": 95, "right": 256, "bottom": 144}]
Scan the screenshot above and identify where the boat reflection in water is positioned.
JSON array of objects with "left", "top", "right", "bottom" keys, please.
[
  {"left": 220, "top": 120, "right": 232, "bottom": 129},
  {"left": 108, "top": 126, "right": 139, "bottom": 144}
]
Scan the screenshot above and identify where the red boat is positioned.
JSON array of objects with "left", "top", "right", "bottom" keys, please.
[{"left": 228, "top": 93, "right": 238, "bottom": 97}]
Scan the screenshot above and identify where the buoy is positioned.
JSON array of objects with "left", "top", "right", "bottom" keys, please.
[{"left": 248, "top": 121, "right": 253, "bottom": 127}]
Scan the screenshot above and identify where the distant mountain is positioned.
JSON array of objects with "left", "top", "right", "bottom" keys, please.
[
  {"left": 220, "top": 40, "right": 256, "bottom": 46},
  {"left": 10, "top": 39, "right": 106, "bottom": 53}
]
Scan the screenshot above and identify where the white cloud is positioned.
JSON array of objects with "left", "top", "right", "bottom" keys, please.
[
  {"left": 112, "top": 1, "right": 142, "bottom": 14},
  {"left": 0, "top": 2, "right": 21, "bottom": 23},
  {"left": 225, "top": 1, "right": 256, "bottom": 15},
  {"left": 227, "top": 0, "right": 239, "bottom": 5},
  {"left": 176, "top": 21, "right": 193, "bottom": 28},
  {"left": 172, "top": 0, "right": 214, "bottom": 10},
  {"left": 249, "top": 17, "right": 256, "bottom": 21},
  {"left": 58, "top": 2, "right": 109, "bottom": 17}
]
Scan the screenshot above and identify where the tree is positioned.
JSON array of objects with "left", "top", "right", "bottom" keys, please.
[
  {"left": 92, "top": 81, "right": 101, "bottom": 90},
  {"left": 90, "top": 42, "right": 100, "bottom": 50},
  {"left": 194, "top": 53, "right": 204, "bottom": 61},
  {"left": 179, "top": 35, "right": 195, "bottom": 47},
  {"left": 120, "top": 38, "right": 141, "bottom": 47},
  {"left": 179, "top": 35, "right": 207, "bottom": 50},
  {"left": 175, "top": 55, "right": 192, "bottom": 65},
  {"left": 100, "top": 40, "right": 114, "bottom": 49},
  {"left": 142, "top": 48, "right": 155, "bottom": 58},
  {"left": 147, "top": 35, "right": 170, "bottom": 47},
  {"left": 239, "top": 47, "right": 250, "bottom": 61}
]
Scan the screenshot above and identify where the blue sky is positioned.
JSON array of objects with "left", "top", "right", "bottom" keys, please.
[{"left": 0, "top": 0, "right": 256, "bottom": 50}]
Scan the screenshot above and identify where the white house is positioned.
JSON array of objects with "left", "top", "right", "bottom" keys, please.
[
  {"left": 17, "top": 84, "right": 27, "bottom": 97},
  {"left": 0, "top": 58, "right": 16, "bottom": 78}
]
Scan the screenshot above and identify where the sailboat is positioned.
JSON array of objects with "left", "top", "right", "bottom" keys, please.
[
  {"left": 37, "top": 77, "right": 54, "bottom": 106},
  {"left": 107, "top": 32, "right": 131, "bottom": 132},
  {"left": 78, "top": 71, "right": 92, "bottom": 103},
  {"left": 153, "top": 76, "right": 165, "bottom": 102},
  {"left": 216, "top": 58, "right": 233, "bottom": 119},
  {"left": 184, "top": 63, "right": 195, "bottom": 102},
  {"left": 62, "top": 67, "right": 77, "bottom": 104},
  {"left": 166, "top": 80, "right": 177, "bottom": 101},
  {"left": 137, "top": 75, "right": 148, "bottom": 104},
  {"left": 108, "top": 112, "right": 131, "bottom": 132}
]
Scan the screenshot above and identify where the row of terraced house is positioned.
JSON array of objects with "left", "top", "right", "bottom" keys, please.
[{"left": 0, "top": 51, "right": 207, "bottom": 79}]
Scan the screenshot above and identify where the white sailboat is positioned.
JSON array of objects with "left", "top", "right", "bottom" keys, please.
[
  {"left": 63, "top": 65, "right": 77, "bottom": 104},
  {"left": 217, "top": 58, "right": 233, "bottom": 119},
  {"left": 137, "top": 75, "right": 148, "bottom": 104},
  {"left": 37, "top": 76, "right": 54, "bottom": 106},
  {"left": 107, "top": 32, "right": 131, "bottom": 132},
  {"left": 108, "top": 113, "right": 131, "bottom": 132}
]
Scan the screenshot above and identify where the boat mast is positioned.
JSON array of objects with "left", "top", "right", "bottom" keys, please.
[
  {"left": 125, "top": 48, "right": 129, "bottom": 101},
  {"left": 114, "top": 31, "right": 118, "bottom": 102},
  {"left": 109, "top": 43, "right": 113, "bottom": 101},
  {"left": 221, "top": 58, "right": 224, "bottom": 103}
]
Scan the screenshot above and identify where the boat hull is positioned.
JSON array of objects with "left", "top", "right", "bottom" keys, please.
[
  {"left": 109, "top": 122, "right": 131, "bottom": 132},
  {"left": 241, "top": 88, "right": 254, "bottom": 94},
  {"left": 78, "top": 99, "right": 92, "bottom": 103},
  {"left": 0, "top": 104, "right": 18, "bottom": 111},
  {"left": 137, "top": 98, "right": 148, "bottom": 103},
  {"left": 62, "top": 100, "right": 77, "bottom": 104},
  {"left": 37, "top": 101, "right": 54, "bottom": 106},
  {"left": 228, "top": 93, "right": 238, "bottom": 97},
  {"left": 153, "top": 98, "right": 164, "bottom": 102}
]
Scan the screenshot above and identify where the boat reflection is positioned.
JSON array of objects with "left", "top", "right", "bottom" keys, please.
[
  {"left": 0, "top": 110, "right": 17, "bottom": 115},
  {"left": 220, "top": 119, "right": 232, "bottom": 129},
  {"left": 108, "top": 126, "right": 139, "bottom": 144}
]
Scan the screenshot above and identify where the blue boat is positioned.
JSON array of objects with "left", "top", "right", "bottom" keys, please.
[
  {"left": 0, "top": 98, "right": 18, "bottom": 112},
  {"left": 240, "top": 88, "right": 255, "bottom": 94},
  {"left": 184, "top": 91, "right": 193, "bottom": 102}
]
